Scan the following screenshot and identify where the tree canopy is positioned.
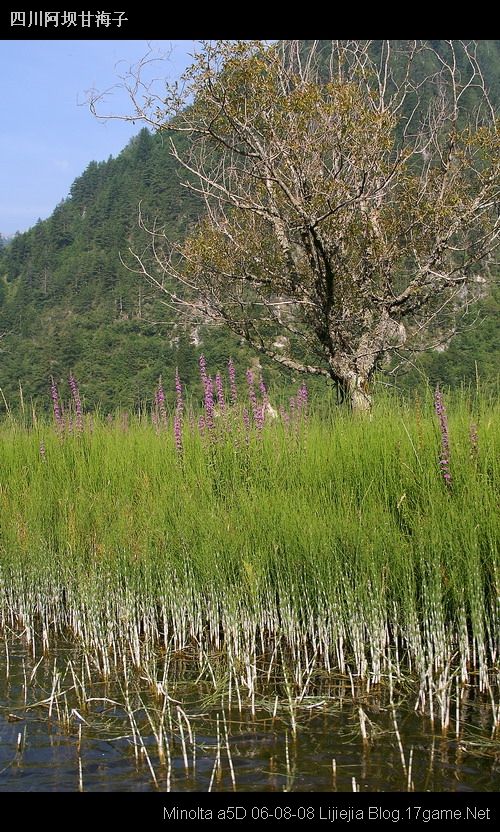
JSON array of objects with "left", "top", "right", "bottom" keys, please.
[{"left": 116, "top": 40, "right": 500, "bottom": 409}]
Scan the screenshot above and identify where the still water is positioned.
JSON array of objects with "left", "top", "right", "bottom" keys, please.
[{"left": 1, "top": 638, "right": 498, "bottom": 792}]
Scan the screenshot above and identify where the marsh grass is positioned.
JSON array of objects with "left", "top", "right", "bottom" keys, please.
[{"left": 0, "top": 389, "right": 498, "bottom": 726}]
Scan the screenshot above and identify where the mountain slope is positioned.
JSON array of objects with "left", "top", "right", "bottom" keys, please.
[{"left": 0, "top": 129, "right": 258, "bottom": 410}]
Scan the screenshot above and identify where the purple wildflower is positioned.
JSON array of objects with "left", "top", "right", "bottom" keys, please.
[
  {"left": 204, "top": 374, "right": 214, "bottom": 429},
  {"left": 198, "top": 414, "right": 206, "bottom": 436},
  {"left": 254, "top": 404, "right": 265, "bottom": 431},
  {"left": 156, "top": 379, "right": 167, "bottom": 429},
  {"left": 198, "top": 356, "right": 214, "bottom": 430},
  {"left": 246, "top": 369, "right": 264, "bottom": 429},
  {"left": 434, "top": 385, "right": 452, "bottom": 488},
  {"left": 297, "top": 382, "right": 308, "bottom": 416},
  {"left": 279, "top": 406, "right": 290, "bottom": 429},
  {"left": 259, "top": 377, "right": 269, "bottom": 406},
  {"left": 174, "top": 412, "right": 183, "bottom": 454},
  {"left": 50, "top": 378, "right": 64, "bottom": 433},
  {"left": 69, "top": 373, "right": 83, "bottom": 434},
  {"left": 259, "top": 377, "right": 271, "bottom": 427},
  {"left": 174, "top": 368, "right": 184, "bottom": 454},
  {"left": 469, "top": 422, "right": 478, "bottom": 461},
  {"left": 215, "top": 372, "right": 226, "bottom": 415},
  {"left": 199, "top": 354, "right": 208, "bottom": 387},
  {"left": 228, "top": 358, "right": 238, "bottom": 406}
]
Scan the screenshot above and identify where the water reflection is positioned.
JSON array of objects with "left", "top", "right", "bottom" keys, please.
[{"left": 1, "top": 639, "right": 498, "bottom": 792}]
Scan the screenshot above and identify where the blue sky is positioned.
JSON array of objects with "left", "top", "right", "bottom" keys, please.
[{"left": 0, "top": 40, "right": 196, "bottom": 236}]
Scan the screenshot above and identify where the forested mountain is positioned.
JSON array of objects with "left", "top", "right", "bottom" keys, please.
[
  {"left": 0, "top": 129, "right": 258, "bottom": 411},
  {"left": 0, "top": 41, "right": 499, "bottom": 414}
]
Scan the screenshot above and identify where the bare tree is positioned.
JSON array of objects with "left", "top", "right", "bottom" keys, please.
[{"left": 92, "top": 40, "right": 500, "bottom": 409}]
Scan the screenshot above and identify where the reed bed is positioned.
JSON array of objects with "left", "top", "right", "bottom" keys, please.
[
  {"left": 0, "top": 371, "right": 498, "bottom": 721},
  {"left": 2, "top": 631, "right": 497, "bottom": 792}
]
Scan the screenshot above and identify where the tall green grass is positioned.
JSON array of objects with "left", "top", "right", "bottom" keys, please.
[{"left": 0, "top": 391, "right": 498, "bottom": 694}]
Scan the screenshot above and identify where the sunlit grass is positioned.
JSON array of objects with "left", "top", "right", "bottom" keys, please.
[{"left": 0, "top": 389, "right": 498, "bottom": 704}]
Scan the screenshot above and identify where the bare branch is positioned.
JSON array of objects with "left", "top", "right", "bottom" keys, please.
[{"left": 107, "top": 40, "right": 498, "bottom": 409}]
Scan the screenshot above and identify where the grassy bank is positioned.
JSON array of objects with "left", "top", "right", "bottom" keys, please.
[{"left": 0, "top": 387, "right": 498, "bottom": 706}]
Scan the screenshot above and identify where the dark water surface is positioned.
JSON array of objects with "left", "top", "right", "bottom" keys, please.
[{"left": 1, "top": 638, "right": 498, "bottom": 792}]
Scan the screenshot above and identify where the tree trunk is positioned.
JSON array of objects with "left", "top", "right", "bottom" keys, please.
[{"left": 340, "top": 372, "right": 372, "bottom": 413}]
